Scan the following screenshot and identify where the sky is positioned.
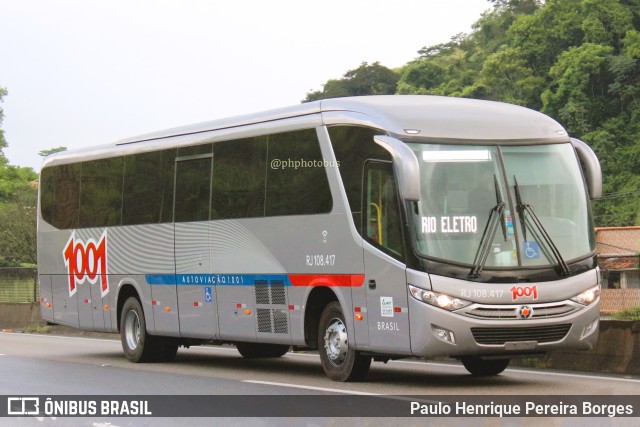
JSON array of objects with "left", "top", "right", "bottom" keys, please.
[{"left": 0, "top": 0, "right": 492, "bottom": 171}]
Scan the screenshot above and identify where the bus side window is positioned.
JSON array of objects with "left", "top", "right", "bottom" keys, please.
[
  {"left": 364, "top": 161, "right": 405, "bottom": 259},
  {"left": 328, "top": 125, "right": 390, "bottom": 235},
  {"left": 40, "top": 163, "right": 81, "bottom": 229},
  {"left": 78, "top": 158, "right": 123, "bottom": 228},
  {"left": 265, "top": 129, "right": 332, "bottom": 216},
  {"left": 174, "top": 156, "right": 213, "bottom": 223},
  {"left": 211, "top": 137, "right": 267, "bottom": 220}
]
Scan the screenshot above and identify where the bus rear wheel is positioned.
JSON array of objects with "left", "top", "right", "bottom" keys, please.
[
  {"left": 236, "top": 343, "right": 290, "bottom": 358},
  {"left": 120, "top": 297, "right": 177, "bottom": 363},
  {"left": 318, "top": 302, "right": 371, "bottom": 382},
  {"left": 461, "top": 356, "right": 510, "bottom": 376}
]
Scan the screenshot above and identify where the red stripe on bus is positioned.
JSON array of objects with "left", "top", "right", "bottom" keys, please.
[{"left": 288, "top": 274, "right": 365, "bottom": 287}]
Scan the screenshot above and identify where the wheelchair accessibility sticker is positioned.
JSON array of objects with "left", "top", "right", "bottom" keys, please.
[{"left": 523, "top": 241, "right": 540, "bottom": 259}]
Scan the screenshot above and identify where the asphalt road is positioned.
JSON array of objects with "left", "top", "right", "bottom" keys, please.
[{"left": 0, "top": 332, "right": 639, "bottom": 426}]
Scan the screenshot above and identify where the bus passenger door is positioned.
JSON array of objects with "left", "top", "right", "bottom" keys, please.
[
  {"left": 362, "top": 161, "right": 411, "bottom": 354},
  {"left": 172, "top": 153, "right": 220, "bottom": 339}
]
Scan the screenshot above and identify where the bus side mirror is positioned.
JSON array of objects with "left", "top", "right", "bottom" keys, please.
[
  {"left": 571, "top": 138, "right": 602, "bottom": 199},
  {"left": 373, "top": 136, "right": 421, "bottom": 201}
]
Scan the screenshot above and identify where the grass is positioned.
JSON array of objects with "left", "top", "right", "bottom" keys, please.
[
  {"left": 22, "top": 323, "right": 52, "bottom": 334},
  {"left": 610, "top": 306, "right": 640, "bottom": 321}
]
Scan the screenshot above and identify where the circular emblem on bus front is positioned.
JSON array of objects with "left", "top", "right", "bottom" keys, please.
[{"left": 516, "top": 305, "right": 534, "bottom": 319}]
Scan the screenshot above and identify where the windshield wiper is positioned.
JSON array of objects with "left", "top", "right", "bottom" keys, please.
[
  {"left": 468, "top": 175, "right": 506, "bottom": 279},
  {"left": 513, "top": 176, "right": 570, "bottom": 276},
  {"left": 494, "top": 174, "right": 507, "bottom": 241}
]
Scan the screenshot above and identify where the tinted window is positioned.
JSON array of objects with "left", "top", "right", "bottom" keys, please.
[
  {"left": 160, "top": 149, "right": 177, "bottom": 223},
  {"left": 78, "top": 158, "right": 123, "bottom": 227},
  {"left": 328, "top": 126, "right": 389, "bottom": 234},
  {"left": 178, "top": 143, "right": 212, "bottom": 157},
  {"left": 122, "top": 150, "right": 175, "bottom": 225},
  {"left": 174, "top": 156, "right": 212, "bottom": 222},
  {"left": 212, "top": 137, "right": 267, "bottom": 219},
  {"left": 265, "top": 129, "right": 332, "bottom": 216},
  {"left": 40, "top": 163, "right": 81, "bottom": 229},
  {"left": 40, "top": 129, "right": 333, "bottom": 228}
]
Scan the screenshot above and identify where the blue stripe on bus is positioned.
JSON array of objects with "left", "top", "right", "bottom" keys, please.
[{"left": 145, "top": 274, "right": 292, "bottom": 286}]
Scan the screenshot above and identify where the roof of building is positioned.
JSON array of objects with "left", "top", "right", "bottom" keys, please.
[{"left": 595, "top": 226, "right": 640, "bottom": 257}]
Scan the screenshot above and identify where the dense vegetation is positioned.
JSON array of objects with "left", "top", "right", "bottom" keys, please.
[
  {"left": 1, "top": 0, "right": 639, "bottom": 267},
  {"left": 306, "top": 0, "right": 640, "bottom": 228},
  {"left": 0, "top": 87, "right": 38, "bottom": 267}
]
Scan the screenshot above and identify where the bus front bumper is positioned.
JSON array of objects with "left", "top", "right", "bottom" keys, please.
[{"left": 409, "top": 297, "right": 600, "bottom": 358}]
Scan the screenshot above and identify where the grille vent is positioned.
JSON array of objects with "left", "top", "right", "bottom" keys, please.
[
  {"left": 465, "top": 303, "right": 577, "bottom": 320},
  {"left": 254, "top": 279, "right": 289, "bottom": 334},
  {"left": 471, "top": 324, "right": 571, "bottom": 345}
]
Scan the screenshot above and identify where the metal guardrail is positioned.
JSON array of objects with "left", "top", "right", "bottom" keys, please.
[{"left": 0, "top": 268, "right": 38, "bottom": 303}]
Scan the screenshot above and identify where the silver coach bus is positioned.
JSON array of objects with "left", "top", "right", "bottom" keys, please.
[{"left": 38, "top": 95, "right": 602, "bottom": 381}]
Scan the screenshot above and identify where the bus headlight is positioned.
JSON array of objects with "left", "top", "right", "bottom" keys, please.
[
  {"left": 570, "top": 284, "right": 601, "bottom": 305},
  {"left": 409, "top": 285, "right": 472, "bottom": 311}
]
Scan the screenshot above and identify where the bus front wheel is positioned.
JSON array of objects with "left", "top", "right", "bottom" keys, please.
[
  {"left": 461, "top": 356, "right": 510, "bottom": 376},
  {"left": 318, "top": 302, "right": 371, "bottom": 381}
]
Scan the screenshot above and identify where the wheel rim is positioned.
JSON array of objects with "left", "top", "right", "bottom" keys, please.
[
  {"left": 124, "top": 310, "right": 141, "bottom": 350},
  {"left": 324, "top": 317, "right": 348, "bottom": 366}
]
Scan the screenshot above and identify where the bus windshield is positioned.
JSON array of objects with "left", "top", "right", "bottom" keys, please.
[{"left": 408, "top": 142, "right": 595, "bottom": 270}]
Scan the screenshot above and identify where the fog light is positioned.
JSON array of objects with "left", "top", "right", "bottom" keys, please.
[
  {"left": 432, "top": 326, "right": 456, "bottom": 344},
  {"left": 581, "top": 318, "right": 598, "bottom": 339}
]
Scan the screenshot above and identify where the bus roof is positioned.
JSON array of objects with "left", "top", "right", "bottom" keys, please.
[
  {"left": 42, "top": 95, "right": 569, "bottom": 168},
  {"left": 117, "top": 95, "right": 567, "bottom": 144}
]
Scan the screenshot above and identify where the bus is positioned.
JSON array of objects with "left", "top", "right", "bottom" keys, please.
[{"left": 38, "top": 95, "right": 602, "bottom": 381}]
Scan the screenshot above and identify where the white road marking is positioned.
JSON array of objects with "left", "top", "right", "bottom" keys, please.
[
  {"left": 379, "top": 358, "right": 640, "bottom": 383},
  {"left": 504, "top": 366, "right": 640, "bottom": 383},
  {"left": 244, "top": 380, "right": 381, "bottom": 396}
]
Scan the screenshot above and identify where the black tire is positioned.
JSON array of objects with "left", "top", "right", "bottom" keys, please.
[
  {"left": 155, "top": 338, "right": 179, "bottom": 362},
  {"left": 236, "top": 342, "right": 290, "bottom": 358},
  {"left": 318, "top": 302, "right": 371, "bottom": 382},
  {"left": 461, "top": 356, "right": 510, "bottom": 376},
  {"left": 120, "top": 297, "right": 178, "bottom": 363}
]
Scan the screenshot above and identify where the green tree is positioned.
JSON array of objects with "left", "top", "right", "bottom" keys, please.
[
  {"left": 0, "top": 86, "right": 8, "bottom": 165},
  {"left": 506, "top": 0, "right": 585, "bottom": 70},
  {"left": 0, "top": 163, "right": 38, "bottom": 202},
  {"left": 0, "top": 187, "right": 37, "bottom": 267},
  {"left": 0, "top": 85, "right": 39, "bottom": 266},
  {"left": 303, "top": 62, "right": 399, "bottom": 102},
  {"left": 541, "top": 43, "right": 614, "bottom": 135},
  {"left": 581, "top": 0, "right": 634, "bottom": 46},
  {"left": 397, "top": 0, "right": 544, "bottom": 100},
  {"left": 398, "top": 34, "right": 475, "bottom": 97},
  {"left": 397, "top": 58, "right": 449, "bottom": 94},
  {"left": 480, "top": 46, "right": 545, "bottom": 107}
]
